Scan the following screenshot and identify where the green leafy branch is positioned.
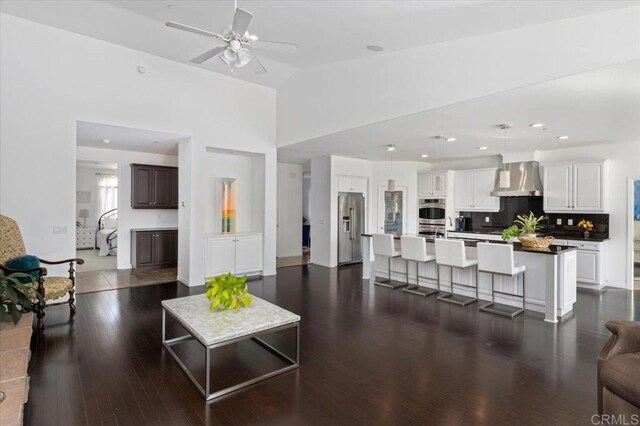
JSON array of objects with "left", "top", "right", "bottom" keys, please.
[
  {"left": 205, "top": 273, "right": 252, "bottom": 311},
  {"left": 514, "top": 211, "right": 547, "bottom": 234},
  {"left": 1, "top": 272, "right": 43, "bottom": 324}
]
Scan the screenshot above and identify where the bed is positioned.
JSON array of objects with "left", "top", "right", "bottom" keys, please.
[{"left": 97, "top": 209, "right": 117, "bottom": 257}]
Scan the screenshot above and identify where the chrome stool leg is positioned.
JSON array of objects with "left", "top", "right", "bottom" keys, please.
[
  {"left": 436, "top": 265, "right": 478, "bottom": 307},
  {"left": 479, "top": 270, "right": 525, "bottom": 318},
  {"left": 403, "top": 260, "right": 439, "bottom": 297},
  {"left": 375, "top": 256, "right": 408, "bottom": 289}
]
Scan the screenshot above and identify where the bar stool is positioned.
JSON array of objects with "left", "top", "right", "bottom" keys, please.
[
  {"left": 435, "top": 239, "right": 478, "bottom": 306},
  {"left": 372, "top": 234, "right": 407, "bottom": 289},
  {"left": 400, "top": 236, "right": 439, "bottom": 297},
  {"left": 477, "top": 242, "right": 526, "bottom": 318}
]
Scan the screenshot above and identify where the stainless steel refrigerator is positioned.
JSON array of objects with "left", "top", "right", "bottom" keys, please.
[{"left": 338, "top": 193, "right": 365, "bottom": 265}]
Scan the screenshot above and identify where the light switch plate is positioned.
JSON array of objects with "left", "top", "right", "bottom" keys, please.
[
  {"left": 485, "top": 216, "right": 490, "bottom": 223},
  {"left": 567, "top": 219, "right": 573, "bottom": 226},
  {"left": 556, "top": 218, "right": 562, "bottom": 225},
  {"left": 53, "top": 225, "right": 68, "bottom": 234}
]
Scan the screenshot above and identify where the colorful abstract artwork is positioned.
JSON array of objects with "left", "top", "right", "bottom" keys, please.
[{"left": 222, "top": 178, "right": 237, "bottom": 233}]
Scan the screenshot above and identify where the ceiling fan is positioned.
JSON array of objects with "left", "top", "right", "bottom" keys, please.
[{"left": 165, "top": 2, "right": 298, "bottom": 75}]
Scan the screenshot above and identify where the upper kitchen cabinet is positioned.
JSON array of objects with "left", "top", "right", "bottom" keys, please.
[
  {"left": 418, "top": 172, "right": 447, "bottom": 198},
  {"left": 543, "top": 161, "right": 609, "bottom": 213},
  {"left": 131, "top": 163, "right": 179, "bottom": 209},
  {"left": 453, "top": 168, "right": 500, "bottom": 212},
  {"left": 337, "top": 175, "right": 367, "bottom": 194}
]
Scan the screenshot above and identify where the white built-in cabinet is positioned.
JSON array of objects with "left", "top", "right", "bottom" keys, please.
[
  {"left": 554, "top": 239, "right": 606, "bottom": 287},
  {"left": 337, "top": 176, "right": 367, "bottom": 193},
  {"left": 205, "top": 233, "right": 263, "bottom": 276},
  {"left": 453, "top": 168, "right": 500, "bottom": 212},
  {"left": 417, "top": 172, "right": 447, "bottom": 198},
  {"left": 543, "top": 161, "right": 608, "bottom": 213}
]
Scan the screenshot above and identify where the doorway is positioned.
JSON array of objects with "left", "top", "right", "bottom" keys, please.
[
  {"left": 75, "top": 160, "right": 118, "bottom": 273},
  {"left": 276, "top": 162, "right": 308, "bottom": 268}
]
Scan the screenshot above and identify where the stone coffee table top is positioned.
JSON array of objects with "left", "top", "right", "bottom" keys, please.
[{"left": 162, "top": 294, "right": 300, "bottom": 346}]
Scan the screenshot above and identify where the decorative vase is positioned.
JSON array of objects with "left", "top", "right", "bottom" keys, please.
[{"left": 584, "top": 231, "right": 590, "bottom": 239}]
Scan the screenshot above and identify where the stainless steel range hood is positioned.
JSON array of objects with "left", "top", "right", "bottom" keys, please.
[{"left": 491, "top": 161, "right": 543, "bottom": 196}]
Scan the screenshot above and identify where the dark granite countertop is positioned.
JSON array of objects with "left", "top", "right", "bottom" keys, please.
[
  {"left": 130, "top": 227, "right": 178, "bottom": 232},
  {"left": 361, "top": 234, "right": 576, "bottom": 255},
  {"left": 447, "top": 229, "right": 609, "bottom": 242}
]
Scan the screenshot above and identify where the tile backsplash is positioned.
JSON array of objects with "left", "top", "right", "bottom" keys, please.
[{"left": 544, "top": 213, "right": 609, "bottom": 238}]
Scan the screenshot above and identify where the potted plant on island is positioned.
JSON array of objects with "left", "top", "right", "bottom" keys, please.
[
  {"left": 501, "top": 225, "right": 521, "bottom": 243},
  {"left": 205, "top": 272, "right": 253, "bottom": 311},
  {"left": 514, "top": 212, "right": 547, "bottom": 237}
]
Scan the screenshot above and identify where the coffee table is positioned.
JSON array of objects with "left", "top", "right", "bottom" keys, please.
[{"left": 161, "top": 294, "right": 300, "bottom": 400}]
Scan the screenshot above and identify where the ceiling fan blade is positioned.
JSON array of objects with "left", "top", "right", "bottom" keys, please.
[
  {"left": 190, "top": 46, "right": 227, "bottom": 64},
  {"left": 247, "top": 52, "right": 267, "bottom": 75},
  {"left": 232, "top": 8, "right": 253, "bottom": 35},
  {"left": 166, "top": 21, "right": 225, "bottom": 40},
  {"left": 253, "top": 39, "right": 298, "bottom": 53}
]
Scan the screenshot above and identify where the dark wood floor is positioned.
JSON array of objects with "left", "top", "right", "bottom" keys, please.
[{"left": 25, "top": 264, "right": 639, "bottom": 425}]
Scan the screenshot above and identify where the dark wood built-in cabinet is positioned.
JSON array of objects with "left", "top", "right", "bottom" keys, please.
[
  {"left": 131, "top": 229, "right": 178, "bottom": 268},
  {"left": 131, "top": 164, "right": 178, "bottom": 209}
]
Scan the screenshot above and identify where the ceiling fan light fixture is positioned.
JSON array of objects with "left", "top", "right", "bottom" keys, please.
[
  {"left": 223, "top": 48, "right": 237, "bottom": 62},
  {"left": 236, "top": 48, "right": 252, "bottom": 67}
]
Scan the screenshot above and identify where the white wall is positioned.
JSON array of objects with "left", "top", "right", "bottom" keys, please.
[
  {"left": 277, "top": 7, "right": 640, "bottom": 146},
  {"left": 309, "top": 156, "right": 332, "bottom": 267},
  {"left": 277, "top": 163, "right": 303, "bottom": 258},
  {"left": 76, "top": 146, "right": 179, "bottom": 270},
  {"left": 0, "top": 14, "right": 277, "bottom": 282},
  {"left": 75, "top": 165, "right": 114, "bottom": 228}
]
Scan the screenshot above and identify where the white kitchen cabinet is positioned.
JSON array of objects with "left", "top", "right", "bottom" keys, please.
[
  {"left": 235, "top": 235, "right": 264, "bottom": 274},
  {"left": 418, "top": 172, "right": 447, "bottom": 198},
  {"left": 337, "top": 176, "right": 367, "bottom": 194},
  {"left": 543, "top": 161, "right": 608, "bottom": 213},
  {"left": 453, "top": 168, "right": 499, "bottom": 212},
  {"left": 205, "top": 233, "right": 263, "bottom": 276},
  {"left": 554, "top": 239, "right": 605, "bottom": 287}
]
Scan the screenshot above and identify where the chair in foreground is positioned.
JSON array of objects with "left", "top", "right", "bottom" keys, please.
[
  {"left": 598, "top": 321, "right": 640, "bottom": 415},
  {"left": 0, "top": 215, "right": 84, "bottom": 329}
]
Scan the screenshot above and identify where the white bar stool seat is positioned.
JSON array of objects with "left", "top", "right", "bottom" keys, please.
[
  {"left": 400, "top": 236, "right": 439, "bottom": 297},
  {"left": 477, "top": 242, "right": 526, "bottom": 318},
  {"left": 372, "top": 234, "right": 407, "bottom": 289},
  {"left": 434, "top": 239, "right": 478, "bottom": 307}
]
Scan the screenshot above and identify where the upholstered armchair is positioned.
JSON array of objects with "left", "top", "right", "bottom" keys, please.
[
  {"left": 0, "top": 215, "right": 83, "bottom": 329},
  {"left": 598, "top": 321, "right": 640, "bottom": 415}
]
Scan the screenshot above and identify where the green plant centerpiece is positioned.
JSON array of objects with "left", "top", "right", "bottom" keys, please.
[
  {"left": 205, "top": 273, "right": 252, "bottom": 311},
  {"left": 501, "top": 225, "right": 521, "bottom": 242},
  {"left": 514, "top": 211, "right": 547, "bottom": 237},
  {"left": 1, "top": 272, "right": 42, "bottom": 324}
]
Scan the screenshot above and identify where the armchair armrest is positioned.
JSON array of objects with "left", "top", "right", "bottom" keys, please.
[
  {"left": 599, "top": 321, "right": 640, "bottom": 361},
  {"left": 38, "top": 258, "right": 85, "bottom": 266}
]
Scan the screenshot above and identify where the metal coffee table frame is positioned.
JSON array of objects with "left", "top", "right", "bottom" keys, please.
[{"left": 162, "top": 308, "right": 300, "bottom": 401}]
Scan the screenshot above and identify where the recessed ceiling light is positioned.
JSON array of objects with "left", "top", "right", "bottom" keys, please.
[
  {"left": 530, "top": 123, "right": 544, "bottom": 128},
  {"left": 386, "top": 144, "right": 396, "bottom": 151},
  {"left": 166, "top": 4, "right": 175, "bottom": 9},
  {"left": 101, "top": 139, "right": 110, "bottom": 144},
  {"left": 421, "top": 154, "right": 429, "bottom": 158},
  {"left": 557, "top": 135, "right": 569, "bottom": 140},
  {"left": 446, "top": 137, "right": 456, "bottom": 142},
  {"left": 366, "top": 45, "right": 384, "bottom": 52},
  {"left": 153, "top": 140, "right": 160, "bottom": 144},
  {"left": 478, "top": 146, "right": 488, "bottom": 150}
]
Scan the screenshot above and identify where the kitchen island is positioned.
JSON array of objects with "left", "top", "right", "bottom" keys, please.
[{"left": 361, "top": 234, "right": 577, "bottom": 323}]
